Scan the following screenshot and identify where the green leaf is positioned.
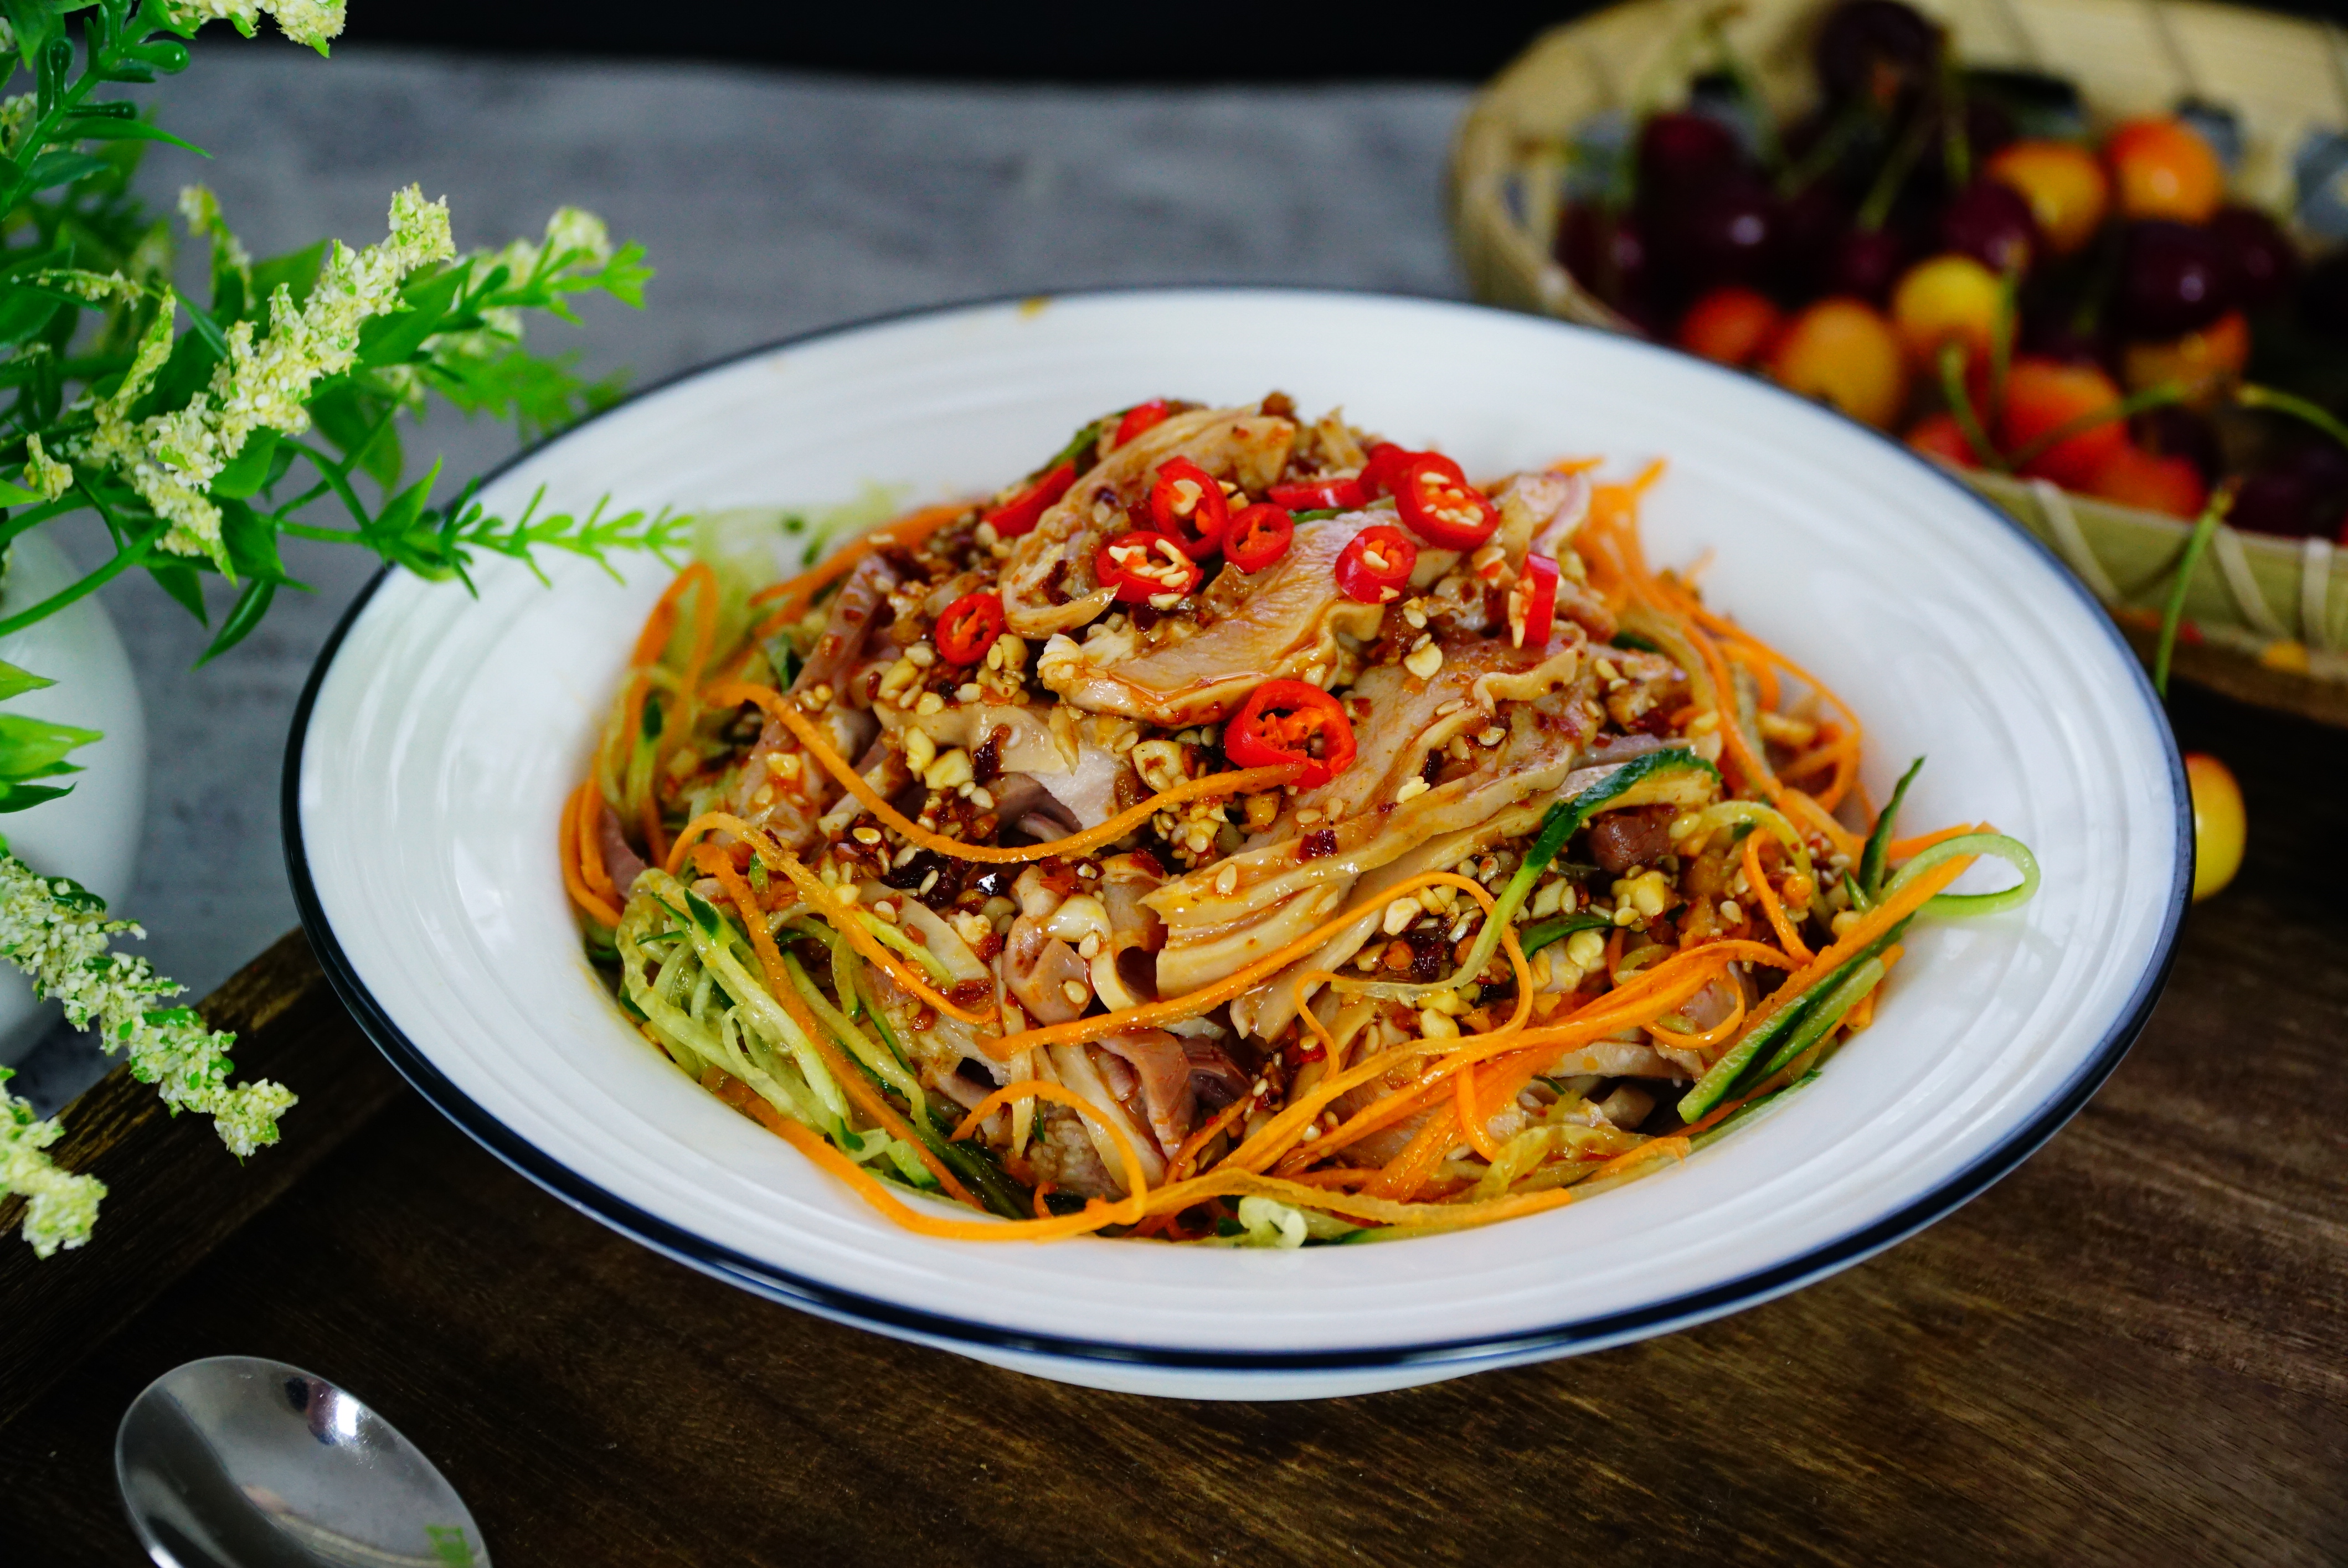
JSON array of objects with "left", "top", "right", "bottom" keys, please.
[
  {"left": 195, "top": 577, "right": 272, "bottom": 666},
  {"left": 218, "top": 498, "right": 294, "bottom": 585},
  {"left": 0, "top": 711, "right": 100, "bottom": 782},
  {"left": 0, "top": 660, "right": 55, "bottom": 702},
  {"left": 0, "top": 478, "right": 40, "bottom": 507},
  {"left": 357, "top": 264, "right": 466, "bottom": 367},
  {"left": 0, "top": 780, "right": 75, "bottom": 812},
  {"left": 208, "top": 429, "right": 279, "bottom": 500},
  {"left": 26, "top": 151, "right": 112, "bottom": 190},
  {"left": 146, "top": 562, "right": 208, "bottom": 626},
  {"left": 365, "top": 458, "right": 441, "bottom": 551},
  {"left": 0, "top": 284, "right": 63, "bottom": 349},
  {"left": 60, "top": 117, "right": 209, "bottom": 156}
]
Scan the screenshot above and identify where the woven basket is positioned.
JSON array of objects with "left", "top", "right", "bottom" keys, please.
[{"left": 1451, "top": 0, "right": 2348, "bottom": 725}]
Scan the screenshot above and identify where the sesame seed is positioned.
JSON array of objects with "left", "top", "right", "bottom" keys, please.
[
  {"left": 1395, "top": 777, "right": 1429, "bottom": 803},
  {"left": 1061, "top": 980, "right": 1090, "bottom": 1007}
]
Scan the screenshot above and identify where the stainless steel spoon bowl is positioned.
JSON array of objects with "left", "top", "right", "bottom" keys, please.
[{"left": 115, "top": 1355, "right": 490, "bottom": 1568}]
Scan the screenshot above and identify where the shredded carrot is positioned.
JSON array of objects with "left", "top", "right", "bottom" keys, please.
[
  {"left": 707, "top": 679, "right": 1300, "bottom": 866},
  {"left": 559, "top": 784, "right": 624, "bottom": 927},
  {"left": 574, "top": 780, "right": 618, "bottom": 902},
  {"left": 1364, "top": 1097, "right": 1460, "bottom": 1201},
  {"left": 1742, "top": 832, "right": 1813, "bottom": 964},
  {"left": 1454, "top": 1062, "right": 1503, "bottom": 1163},
  {"left": 1886, "top": 823, "right": 1976, "bottom": 862},
  {"left": 1031, "top": 1182, "right": 1057, "bottom": 1220}
]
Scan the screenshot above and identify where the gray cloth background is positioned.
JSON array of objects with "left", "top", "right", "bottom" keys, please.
[{"left": 18, "top": 45, "right": 1470, "bottom": 1108}]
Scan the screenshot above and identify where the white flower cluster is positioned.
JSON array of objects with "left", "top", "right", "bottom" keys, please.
[
  {"left": 69, "top": 185, "right": 454, "bottom": 560},
  {"left": 164, "top": 0, "right": 347, "bottom": 49},
  {"left": 0, "top": 849, "right": 294, "bottom": 1153},
  {"left": 0, "top": 1085, "right": 104, "bottom": 1257}
]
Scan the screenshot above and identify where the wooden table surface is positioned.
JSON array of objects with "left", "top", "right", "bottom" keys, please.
[{"left": 5, "top": 680, "right": 2344, "bottom": 1566}]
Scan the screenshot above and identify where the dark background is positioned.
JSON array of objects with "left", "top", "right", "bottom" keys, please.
[{"left": 322, "top": 0, "right": 2348, "bottom": 80}]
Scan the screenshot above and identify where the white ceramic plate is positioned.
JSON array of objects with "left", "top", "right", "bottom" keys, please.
[{"left": 287, "top": 290, "right": 2186, "bottom": 1401}]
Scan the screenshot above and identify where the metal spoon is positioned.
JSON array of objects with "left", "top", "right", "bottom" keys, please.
[{"left": 115, "top": 1355, "right": 490, "bottom": 1568}]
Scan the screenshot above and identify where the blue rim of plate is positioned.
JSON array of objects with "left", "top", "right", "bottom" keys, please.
[{"left": 284, "top": 285, "right": 2191, "bottom": 1375}]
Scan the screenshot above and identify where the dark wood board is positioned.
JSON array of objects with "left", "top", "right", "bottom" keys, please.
[{"left": 4, "top": 680, "right": 2344, "bottom": 1566}]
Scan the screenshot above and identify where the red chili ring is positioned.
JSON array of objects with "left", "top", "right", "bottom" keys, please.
[
  {"left": 935, "top": 590, "right": 1006, "bottom": 665},
  {"left": 1226, "top": 503, "right": 1295, "bottom": 572},
  {"left": 1334, "top": 524, "right": 1417, "bottom": 604},
  {"left": 1224, "top": 678, "right": 1357, "bottom": 790},
  {"left": 1394, "top": 453, "right": 1500, "bottom": 551},
  {"left": 1096, "top": 529, "right": 1204, "bottom": 604}
]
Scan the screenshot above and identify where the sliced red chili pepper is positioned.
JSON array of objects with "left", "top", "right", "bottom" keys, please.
[
  {"left": 1225, "top": 503, "right": 1294, "bottom": 572},
  {"left": 1268, "top": 474, "right": 1368, "bottom": 512},
  {"left": 935, "top": 590, "right": 1005, "bottom": 666},
  {"left": 1394, "top": 453, "right": 1500, "bottom": 551},
  {"left": 985, "top": 460, "right": 1077, "bottom": 539},
  {"left": 1359, "top": 442, "right": 1417, "bottom": 498},
  {"left": 1225, "top": 679, "right": 1357, "bottom": 789},
  {"left": 1507, "top": 553, "right": 1561, "bottom": 649},
  {"left": 1114, "top": 399, "right": 1172, "bottom": 446},
  {"left": 1096, "top": 529, "right": 1204, "bottom": 605},
  {"left": 1333, "top": 524, "right": 1417, "bottom": 604},
  {"left": 1146, "top": 457, "right": 1230, "bottom": 554}
]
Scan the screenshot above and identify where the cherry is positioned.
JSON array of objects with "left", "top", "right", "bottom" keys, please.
[
  {"left": 1938, "top": 179, "right": 2038, "bottom": 275},
  {"left": 2229, "top": 446, "right": 2348, "bottom": 538},
  {"left": 2209, "top": 205, "right": 2298, "bottom": 310},
  {"left": 1816, "top": 1, "right": 1940, "bottom": 109},
  {"left": 1829, "top": 225, "right": 1909, "bottom": 302},
  {"left": 1656, "top": 173, "right": 1778, "bottom": 290},
  {"left": 2231, "top": 468, "right": 2326, "bottom": 538},
  {"left": 2117, "top": 220, "right": 2233, "bottom": 338},
  {"left": 1638, "top": 111, "right": 1744, "bottom": 197},
  {"left": 1557, "top": 202, "right": 1654, "bottom": 316},
  {"left": 1773, "top": 182, "right": 1851, "bottom": 289},
  {"left": 2132, "top": 405, "right": 2223, "bottom": 482},
  {"left": 2304, "top": 252, "right": 2348, "bottom": 339}
]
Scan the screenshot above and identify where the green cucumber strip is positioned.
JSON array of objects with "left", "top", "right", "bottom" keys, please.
[
  {"left": 1858, "top": 755, "right": 1925, "bottom": 898},
  {"left": 1690, "top": 1069, "right": 1822, "bottom": 1151},
  {"left": 1676, "top": 926, "right": 1901, "bottom": 1123},
  {"left": 1518, "top": 911, "right": 1616, "bottom": 960},
  {"left": 1753, "top": 954, "right": 1887, "bottom": 1081},
  {"left": 1882, "top": 831, "right": 2041, "bottom": 917}
]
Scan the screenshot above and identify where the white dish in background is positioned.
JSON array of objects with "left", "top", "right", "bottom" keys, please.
[{"left": 287, "top": 290, "right": 2186, "bottom": 1401}]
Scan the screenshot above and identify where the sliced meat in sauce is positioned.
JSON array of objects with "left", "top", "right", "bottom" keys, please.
[{"left": 1588, "top": 804, "right": 1680, "bottom": 874}]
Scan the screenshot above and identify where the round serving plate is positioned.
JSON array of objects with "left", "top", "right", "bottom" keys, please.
[{"left": 286, "top": 289, "right": 2187, "bottom": 1401}]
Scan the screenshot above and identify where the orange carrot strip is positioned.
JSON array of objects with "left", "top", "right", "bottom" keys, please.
[
  {"left": 560, "top": 784, "right": 624, "bottom": 927},
  {"left": 1727, "top": 852, "right": 1973, "bottom": 1056},
  {"left": 1455, "top": 1061, "right": 1504, "bottom": 1163},
  {"left": 575, "top": 780, "right": 619, "bottom": 902},
  {"left": 1742, "top": 832, "right": 1813, "bottom": 964},
  {"left": 1886, "top": 823, "right": 1976, "bottom": 862},
  {"left": 1644, "top": 986, "right": 1747, "bottom": 1051},
  {"left": 696, "top": 845, "right": 981, "bottom": 1209},
  {"left": 630, "top": 560, "right": 714, "bottom": 668},
  {"left": 1363, "top": 1098, "right": 1460, "bottom": 1201},
  {"left": 708, "top": 679, "right": 1300, "bottom": 866}
]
